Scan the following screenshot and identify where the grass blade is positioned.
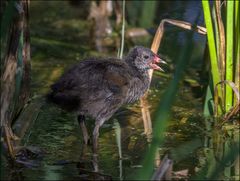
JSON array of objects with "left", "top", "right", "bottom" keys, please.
[
  {"left": 234, "top": 0, "right": 239, "bottom": 105},
  {"left": 119, "top": 0, "right": 125, "bottom": 59},
  {"left": 225, "top": 1, "right": 234, "bottom": 111},
  {"left": 202, "top": 1, "right": 221, "bottom": 89}
]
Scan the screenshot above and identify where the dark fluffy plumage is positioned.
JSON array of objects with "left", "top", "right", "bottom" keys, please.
[
  {"left": 47, "top": 46, "right": 163, "bottom": 167},
  {"left": 48, "top": 46, "right": 158, "bottom": 122}
]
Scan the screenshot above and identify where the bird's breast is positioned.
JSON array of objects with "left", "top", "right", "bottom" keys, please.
[{"left": 125, "top": 75, "right": 150, "bottom": 103}]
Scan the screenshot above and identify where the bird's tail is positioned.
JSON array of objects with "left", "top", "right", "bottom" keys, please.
[{"left": 46, "top": 91, "right": 79, "bottom": 111}]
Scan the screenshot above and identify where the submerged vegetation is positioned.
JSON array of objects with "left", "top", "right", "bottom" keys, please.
[{"left": 1, "top": 0, "right": 239, "bottom": 180}]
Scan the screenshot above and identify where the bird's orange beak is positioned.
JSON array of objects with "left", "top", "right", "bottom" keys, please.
[{"left": 150, "top": 54, "right": 167, "bottom": 71}]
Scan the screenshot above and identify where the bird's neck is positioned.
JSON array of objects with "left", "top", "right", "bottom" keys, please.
[
  {"left": 124, "top": 57, "right": 149, "bottom": 80},
  {"left": 125, "top": 65, "right": 150, "bottom": 104}
]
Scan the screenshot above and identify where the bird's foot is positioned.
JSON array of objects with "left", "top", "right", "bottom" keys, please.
[
  {"left": 92, "top": 154, "right": 99, "bottom": 172},
  {"left": 92, "top": 153, "right": 98, "bottom": 157}
]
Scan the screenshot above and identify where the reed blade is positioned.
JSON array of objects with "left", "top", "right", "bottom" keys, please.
[
  {"left": 225, "top": 1, "right": 234, "bottom": 111},
  {"left": 202, "top": 1, "right": 221, "bottom": 102}
]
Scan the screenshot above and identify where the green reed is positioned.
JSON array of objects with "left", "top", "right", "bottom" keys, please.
[{"left": 202, "top": 0, "right": 239, "bottom": 114}]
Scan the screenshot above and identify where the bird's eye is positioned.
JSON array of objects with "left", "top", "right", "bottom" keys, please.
[{"left": 143, "top": 55, "right": 149, "bottom": 59}]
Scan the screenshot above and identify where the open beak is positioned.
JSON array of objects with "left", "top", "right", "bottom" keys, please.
[{"left": 150, "top": 54, "right": 167, "bottom": 71}]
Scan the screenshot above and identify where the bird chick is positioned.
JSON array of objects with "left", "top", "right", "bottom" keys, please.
[{"left": 47, "top": 46, "right": 166, "bottom": 170}]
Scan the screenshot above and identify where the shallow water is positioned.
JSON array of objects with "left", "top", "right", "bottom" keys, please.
[{"left": 1, "top": 75, "right": 204, "bottom": 180}]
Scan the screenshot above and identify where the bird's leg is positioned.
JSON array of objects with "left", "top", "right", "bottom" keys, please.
[
  {"left": 92, "top": 153, "right": 99, "bottom": 172},
  {"left": 77, "top": 115, "right": 90, "bottom": 145},
  {"left": 92, "top": 121, "right": 103, "bottom": 172},
  {"left": 92, "top": 123, "right": 100, "bottom": 155},
  {"left": 92, "top": 118, "right": 107, "bottom": 172}
]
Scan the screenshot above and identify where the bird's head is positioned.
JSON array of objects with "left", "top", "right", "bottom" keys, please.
[{"left": 125, "top": 46, "right": 166, "bottom": 72}]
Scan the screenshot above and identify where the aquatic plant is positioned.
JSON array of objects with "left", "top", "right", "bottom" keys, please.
[{"left": 202, "top": 0, "right": 239, "bottom": 115}]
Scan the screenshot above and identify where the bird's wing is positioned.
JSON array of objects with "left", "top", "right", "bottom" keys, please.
[
  {"left": 51, "top": 60, "right": 130, "bottom": 100},
  {"left": 48, "top": 59, "right": 131, "bottom": 114},
  {"left": 77, "top": 61, "right": 130, "bottom": 101},
  {"left": 103, "top": 64, "right": 130, "bottom": 96}
]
